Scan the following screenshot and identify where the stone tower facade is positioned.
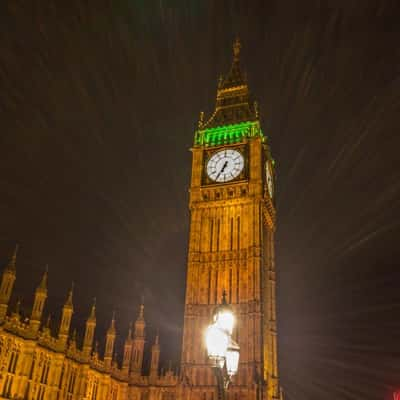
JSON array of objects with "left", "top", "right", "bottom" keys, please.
[{"left": 180, "top": 39, "right": 280, "bottom": 400}]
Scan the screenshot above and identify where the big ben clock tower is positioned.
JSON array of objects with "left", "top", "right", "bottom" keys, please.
[{"left": 181, "top": 39, "right": 280, "bottom": 400}]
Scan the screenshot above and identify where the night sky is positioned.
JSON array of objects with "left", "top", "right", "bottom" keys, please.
[{"left": 1, "top": 1, "right": 400, "bottom": 399}]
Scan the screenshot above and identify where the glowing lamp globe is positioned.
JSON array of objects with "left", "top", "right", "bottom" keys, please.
[
  {"left": 226, "top": 340, "right": 240, "bottom": 376},
  {"left": 205, "top": 323, "right": 229, "bottom": 361},
  {"left": 215, "top": 308, "right": 235, "bottom": 335},
  {"left": 213, "top": 293, "right": 235, "bottom": 335}
]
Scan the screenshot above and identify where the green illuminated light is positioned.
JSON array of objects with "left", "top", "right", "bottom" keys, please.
[{"left": 195, "top": 121, "right": 264, "bottom": 146}]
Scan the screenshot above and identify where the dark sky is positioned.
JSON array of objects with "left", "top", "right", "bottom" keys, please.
[{"left": 1, "top": 1, "right": 400, "bottom": 399}]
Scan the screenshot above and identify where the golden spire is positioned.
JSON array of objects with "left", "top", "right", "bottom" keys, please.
[
  {"left": 126, "top": 321, "right": 133, "bottom": 341},
  {"left": 201, "top": 38, "right": 255, "bottom": 129},
  {"left": 6, "top": 244, "right": 18, "bottom": 273},
  {"left": 88, "top": 298, "right": 96, "bottom": 322},
  {"left": 198, "top": 111, "right": 204, "bottom": 128},
  {"left": 233, "top": 37, "right": 241, "bottom": 61},
  {"left": 138, "top": 296, "right": 144, "bottom": 320},
  {"left": 37, "top": 266, "right": 48, "bottom": 292},
  {"left": 64, "top": 282, "right": 74, "bottom": 308},
  {"left": 107, "top": 311, "right": 116, "bottom": 335}
]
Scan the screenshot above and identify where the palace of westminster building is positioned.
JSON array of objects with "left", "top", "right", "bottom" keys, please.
[{"left": 0, "top": 40, "right": 281, "bottom": 400}]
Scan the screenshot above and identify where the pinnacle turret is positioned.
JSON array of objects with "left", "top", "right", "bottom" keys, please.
[
  {"left": 5, "top": 244, "right": 18, "bottom": 274},
  {"left": 37, "top": 267, "right": 48, "bottom": 292},
  {"left": 58, "top": 284, "right": 74, "bottom": 345},
  {"left": 64, "top": 282, "right": 73, "bottom": 309},
  {"left": 105, "top": 312, "right": 117, "bottom": 367},
  {"left": 88, "top": 298, "right": 96, "bottom": 322},
  {"left": 83, "top": 299, "right": 96, "bottom": 357},
  {"left": 0, "top": 246, "right": 18, "bottom": 322},
  {"left": 150, "top": 331, "right": 160, "bottom": 379},
  {"left": 107, "top": 311, "right": 116, "bottom": 335},
  {"left": 30, "top": 268, "right": 48, "bottom": 332}
]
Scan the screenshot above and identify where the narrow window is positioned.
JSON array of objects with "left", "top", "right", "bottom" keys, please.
[
  {"left": 209, "top": 219, "right": 214, "bottom": 252},
  {"left": 229, "top": 269, "right": 232, "bottom": 303},
  {"left": 214, "top": 271, "right": 218, "bottom": 304},
  {"left": 230, "top": 218, "right": 233, "bottom": 250},
  {"left": 207, "top": 269, "right": 211, "bottom": 304},
  {"left": 216, "top": 219, "right": 220, "bottom": 251},
  {"left": 237, "top": 217, "right": 240, "bottom": 250}
]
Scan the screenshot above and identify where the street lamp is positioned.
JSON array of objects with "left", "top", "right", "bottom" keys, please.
[{"left": 205, "top": 292, "right": 240, "bottom": 400}]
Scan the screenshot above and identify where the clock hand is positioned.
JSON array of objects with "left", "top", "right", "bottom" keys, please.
[{"left": 215, "top": 161, "right": 228, "bottom": 180}]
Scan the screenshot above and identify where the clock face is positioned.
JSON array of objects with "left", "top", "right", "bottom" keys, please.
[
  {"left": 266, "top": 162, "right": 273, "bottom": 198},
  {"left": 206, "top": 149, "right": 244, "bottom": 183}
]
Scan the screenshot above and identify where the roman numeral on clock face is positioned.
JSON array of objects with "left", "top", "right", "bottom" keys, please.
[{"left": 206, "top": 149, "right": 244, "bottom": 183}]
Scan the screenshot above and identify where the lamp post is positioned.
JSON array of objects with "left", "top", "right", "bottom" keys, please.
[{"left": 205, "top": 292, "right": 240, "bottom": 400}]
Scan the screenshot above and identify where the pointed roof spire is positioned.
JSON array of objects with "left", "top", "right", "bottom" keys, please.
[
  {"left": 6, "top": 244, "right": 18, "bottom": 273},
  {"left": 199, "top": 38, "right": 257, "bottom": 130},
  {"left": 137, "top": 296, "right": 144, "bottom": 320},
  {"left": 64, "top": 282, "right": 74, "bottom": 308},
  {"left": 233, "top": 37, "right": 241, "bottom": 61},
  {"left": 219, "top": 37, "right": 246, "bottom": 90},
  {"left": 88, "top": 298, "right": 96, "bottom": 322},
  {"left": 126, "top": 322, "right": 133, "bottom": 342},
  {"left": 107, "top": 311, "right": 116, "bottom": 335},
  {"left": 37, "top": 266, "right": 48, "bottom": 292}
]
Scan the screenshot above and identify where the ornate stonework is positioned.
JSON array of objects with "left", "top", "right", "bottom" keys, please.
[
  {"left": 0, "top": 40, "right": 281, "bottom": 400},
  {"left": 0, "top": 247, "right": 178, "bottom": 400},
  {"left": 180, "top": 39, "right": 281, "bottom": 400}
]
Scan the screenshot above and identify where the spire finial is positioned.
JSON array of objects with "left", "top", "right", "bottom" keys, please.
[
  {"left": 126, "top": 322, "right": 133, "bottom": 341},
  {"left": 65, "top": 282, "right": 74, "bottom": 307},
  {"left": 108, "top": 311, "right": 116, "bottom": 333},
  {"left": 88, "top": 298, "right": 96, "bottom": 321},
  {"left": 218, "top": 75, "right": 223, "bottom": 88},
  {"left": 38, "top": 267, "right": 48, "bottom": 291},
  {"left": 198, "top": 111, "right": 204, "bottom": 128},
  {"left": 254, "top": 101, "right": 259, "bottom": 118},
  {"left": 7, "top": 244, "right": 18, "bottom": 272},
  {"left": 139, "top": 296, "right": 144, "bottom": 318},
  {"left": 233, "top": 37, "right": 241, "bottom": 60}
]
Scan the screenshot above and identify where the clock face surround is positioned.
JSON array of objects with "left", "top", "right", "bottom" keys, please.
[{"left": 206, "top": 149, "right": 244, "bottom": 183}]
